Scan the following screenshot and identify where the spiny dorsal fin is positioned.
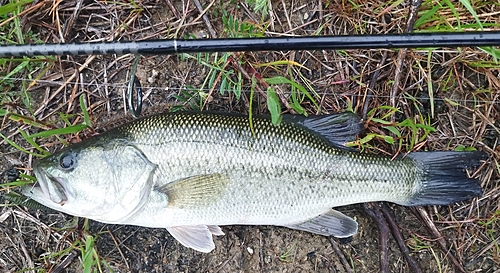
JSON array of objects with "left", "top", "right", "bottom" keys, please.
[
  {"left": 157, "top": 173, "right": 229, "bottom": 209},
  {"left": 283, "top": 112, "right": 363, "bottom": 148}
]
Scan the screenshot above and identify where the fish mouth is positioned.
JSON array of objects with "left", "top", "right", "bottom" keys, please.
[{"left": 31, "top": 163, "right": 68, "bottom": 205}]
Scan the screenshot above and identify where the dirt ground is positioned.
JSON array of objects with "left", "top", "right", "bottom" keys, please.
[{"left": 1, "top": 0, "right": 499, "bottom": 272}]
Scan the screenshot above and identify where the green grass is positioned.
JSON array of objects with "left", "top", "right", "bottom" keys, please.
[
  {"left": 174, "top": 8, "right": 267, "bottom": 112},
  {"left": 279, "top": 240, "right": 296, "bottom": 263},
  {"left": 244, "top": 0, "right": 270, "bottom": 18},
  {"left": 0, "top": 0, "right": 55, "bottom": 115},
  {"left": 347, "top": 105, "right": 436, "bottom": 152},
  {"left": 416, "top": 0, "right": 500, "bottom": 62},
  {"left": 221, "top": 9, "right": 266, "bottom": 38},
  {"left": 416, "top": 0, "right": 498, "bottom": 31},
  {"left": 174, "top": 9, "right": 265, "bottom": 112},
  {"left": 0, "top": 5, "right": 78, "bottom": 269},
  {"left": 1, "top": 94, "right": 92, "bottom": 158},
  {"left": 407, "top": 235, "right": 443, "bottom": 273},
  {"left": 412, "top": 0, "right": 500, "bottom": 119},
  {"left": 175, "top": 8, "right": 319, "bottom": 124},
  {"left": 176, "top": 51, "right": 320, "bottom": 124},
  {"left": 80, "top": 219, "right": 110, "bottom": 273},
  {"left": 30, "top": 219, "right": 109, "bottom": 273}
]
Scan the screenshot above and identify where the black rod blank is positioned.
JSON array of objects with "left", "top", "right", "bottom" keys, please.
[{"left": 1, "top": 31, "right": 500, "bottom": 57}]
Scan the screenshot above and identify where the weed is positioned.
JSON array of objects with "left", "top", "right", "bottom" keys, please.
[
  {"left": 178, "top": 52, "right": 240, "bottom": 110},
  {"left": 347, "top": 106, "right": 436, "bottom": 152},
  {"left": 407, "top": 235, "right": 443, "bottom": 273},
  {"left": 279, "top": 241, "right": 296, "bottom": 262},
  {"left": 222, "top": 9, "right": 265, "bottom": 38},
  {"left": 454, "top": 145, "right": 477, "bottom": 152},
  {"left": 0, "top": 0, "right": 54, "bottom": 114},
  {"left": 37, "top": 219, "right": 108, "bottom": 273},
  {"left": 178, "top": 45, "right": 318, "bottom": 123},
  {"left": 0, "top": 173, "right": 35, "bottom": 190},
  {"left": 245, "top": 0, "right": 270, "bottom": 18},
  {"left": 171, "top": 86, "right": 205, "bottom": 111},
  {"left": 478, "top": 211, "right": 500, "bottom": 259},
  {"left": 171, "top": 9, "right": 266, "bottom": 111},
  {"left": 1, "top": 95, "right": 92, "bottom": 157},
  {"left": 415, "top": 0, "right": 500, "bottom": 63},
  {"left": 266, "top": 86, "right": 282, "bottom": 124},
  {"left": 80, "top": 225, "right": 103, "bottom": 273}
]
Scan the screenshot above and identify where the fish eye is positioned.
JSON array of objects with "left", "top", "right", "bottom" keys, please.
[{"left": 59, "top": 151, "right": 77, "bottom": 170}]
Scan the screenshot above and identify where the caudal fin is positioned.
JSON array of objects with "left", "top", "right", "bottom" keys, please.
[{"left": 404, "top": 151, "right": 485, "bottom": 206}]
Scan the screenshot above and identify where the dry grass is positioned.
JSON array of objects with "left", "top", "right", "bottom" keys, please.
[{"left": 0, "top": 0, "right": 499, "bottom": 272}]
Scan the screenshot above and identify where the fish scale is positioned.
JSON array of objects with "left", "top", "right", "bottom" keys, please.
[
  {"left": 117, "top": 113, "right": 415, "bottom": 221},
  {"left": 26, "top": 111, "right": 484, "bottom": 252}
]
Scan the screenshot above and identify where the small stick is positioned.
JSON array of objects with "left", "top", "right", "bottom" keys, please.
[
  {"left": 164, "top": 0, "right": 181, "bottom": 19},
  {"left": 107, "top": 227, "right": 130, "bottom": 269},
  {"left": 63, "top": 0, "right": 84, "bottom": 39},
  {"left": 51, "top": 251, "right": 77, "bottom": 273},
  {"left": 192, "top": 0, "right": 217, "bottom": 38},
  {"left": 413, "top": 207, "right": 466, "bottom": 272},
  {"left": 364, "top": 202, "right": 390, "bottom": 273},
  {"left": 362, "top": 51, "right": 388, "bottom": 120},
  {"left": 381, "top": 203, "right": 422, "bottom": 273},
  {"left": 328, "top": 238, "right": 354, "bottom": 273},
  {"left": 389, "top": 0, "right": 422, "bottom": 114}
]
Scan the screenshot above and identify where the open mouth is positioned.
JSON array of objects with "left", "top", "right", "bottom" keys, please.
[{"left": 32, "top": 164, "right": 68, "bottom": 205}]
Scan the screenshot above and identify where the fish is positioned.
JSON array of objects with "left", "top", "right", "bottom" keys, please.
[{"left": 23, "top": 111, "right": 484, "bottom": 252}]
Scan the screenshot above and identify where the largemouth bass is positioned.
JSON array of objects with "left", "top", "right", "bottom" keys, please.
[{"left": 24, "top": 112, "right": 484, "bottom": 252}]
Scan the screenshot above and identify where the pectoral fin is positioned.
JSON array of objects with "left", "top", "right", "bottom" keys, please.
[
  {"left": 166, "top": 225, "right": 224, "bottom": 253},
  {"left": 284, "top": 209, "right": 358, "bottom": 238},
  {"left": 157, "top": 174, "right": 229, "bottom": 209}
]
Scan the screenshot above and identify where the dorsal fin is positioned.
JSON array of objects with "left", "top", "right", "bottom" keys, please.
[{"left": 283, "top": 112, "right": 363, "bottom": 148}]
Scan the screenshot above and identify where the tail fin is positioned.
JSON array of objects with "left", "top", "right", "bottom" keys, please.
[{"left": 404, "top": 151, "right": 485, "bottom": 206}]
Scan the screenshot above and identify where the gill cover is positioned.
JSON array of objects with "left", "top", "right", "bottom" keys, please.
[{"left": 102, "top": 145, "right": 158, "bottom": 222}]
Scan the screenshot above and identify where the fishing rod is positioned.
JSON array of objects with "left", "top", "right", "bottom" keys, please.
[
  {"left": 1, "top": 31, "right": 500, "bottom": 57},
  {"left": 4, "top": 31, "right": 499, "bottom": 117}
]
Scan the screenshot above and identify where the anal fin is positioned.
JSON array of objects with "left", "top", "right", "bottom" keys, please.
[{"left": 284, "top": 209, "right": 358, "bottom": 238}]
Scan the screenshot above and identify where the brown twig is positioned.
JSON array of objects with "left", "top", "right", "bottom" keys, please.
[
  {"left": 63, "top": 0, "right": 84, "bottom": 40},
  {"left": 364, "top": 202, "right": 390, "bottom": 273},
  {"left": 413, "top": 207, "right": 466, "bottom": 272},
  {"left": 190, "top": 0, "right": 217, "bottom": 29},
  {"left": 362, "top": 51, "right": 388, "bottom": 120},
  {"left": 50, "top": 251, "right": 77, "bottom": 273},
  {"left": 107, "top": 227, "right": 130, "bottom": 270},
  {"left": 192, "top": 0, "right": 217, "bottom": 38},
  {"left": 381, "top": 203, "right": 422, "bottom": 273},
  {"left": 389, "top": 0, "right": 422, "bottom": 115},
  {"left": 328, "top": 238, "right": 354, "bottom": 273},
  {"left": 164, "top": 0, "right": 181, "bottom": 19}
]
